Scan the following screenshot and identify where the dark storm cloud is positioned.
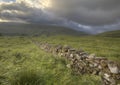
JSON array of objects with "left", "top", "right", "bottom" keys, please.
[
  {"left": 49, "top": 0, "right": 120, "bottom": 25},
  {"left": 0, "top": 0, "right": 120, "bottom": 34},
  {"left": 1, "top": 0, "right": 120, "bottom": 25}
]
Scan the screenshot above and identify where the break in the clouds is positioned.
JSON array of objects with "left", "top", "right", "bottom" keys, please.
[{"left": 0, "top": 0, "right": 120, "bottom": 34}]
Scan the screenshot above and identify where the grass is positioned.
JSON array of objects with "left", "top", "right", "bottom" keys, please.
[
  {"left": 33, "top": 35, "right": 120, "bottom": 61},
  {"left": 0, "top": 35, "right": 119, "bottom": 85},
  {"left": 11, "top": 70, "right": 46, "bottom": 85},
  {"left": 97, "top": 30, "right": 120, "bottom": 38}
]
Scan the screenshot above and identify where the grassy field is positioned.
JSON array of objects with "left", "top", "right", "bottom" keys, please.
[
  {"left": 0, "top": 35, "right": 120, "bottom": 85},
  {"left": 33, "top": 35, "right": 120, "bottom": 61},
  {"left": 97, "top": 30, "right": 120, "bottom": 38}
]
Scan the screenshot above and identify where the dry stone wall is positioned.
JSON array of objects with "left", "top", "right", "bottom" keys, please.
[{"left": 33, "top": 41, "right": 120, "bottom": 85}]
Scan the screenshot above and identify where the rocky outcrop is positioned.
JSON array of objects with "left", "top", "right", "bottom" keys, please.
[{"left": 33, "top": 41, "right": 120, "bottom": 85}]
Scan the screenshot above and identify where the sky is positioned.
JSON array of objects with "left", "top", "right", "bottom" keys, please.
[{"left": 0, "top": 0, "right": 120, "bottom": 34}]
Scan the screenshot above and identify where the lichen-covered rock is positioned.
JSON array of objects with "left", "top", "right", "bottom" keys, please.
[
  {"left": 95, "top": 57, "right": 107, "bottom": 60},
  {"left": 75, "top": 54, "right": 81, "bottom": 60},
  {"left": 62, "top": 45, "right": 71, "bottom": 52},
  {"left": 108, "top": 61, "right": 119, "bottom": 74},
  {"left": 100, "top": 60, "right": 108, "bottom": 68},
  {"left": 87, "top": 53, "right": 96, "bottom": 60},
  {"left": 66, "top": 64, "right": 71, "bottom": 68},
  {"left": 68, "top": 48, "right": 76, "bottom": 53}
]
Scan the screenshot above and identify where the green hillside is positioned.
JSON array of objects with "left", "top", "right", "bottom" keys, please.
[
  {"left": 0, "top": 23, "right": 87, "bottom": 36},
  {"left": 97, "top": 30, "right": 120, "bottom": 38}
]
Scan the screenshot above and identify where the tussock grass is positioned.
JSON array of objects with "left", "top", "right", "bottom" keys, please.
[
  {"left": 0, "top": 35, "right": 119, "bottom": 85},
  {"left": 11, "top": 70, "right": 45, "bottom": 85}
]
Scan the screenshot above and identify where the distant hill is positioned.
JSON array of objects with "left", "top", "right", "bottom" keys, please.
[
  {"left": 97, "top": 30, "right": 120, "bottom": 38},
  {"left": 0, "top": 22, "right": 87, "bottom": 36}
]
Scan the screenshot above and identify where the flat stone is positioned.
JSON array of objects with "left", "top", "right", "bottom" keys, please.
[
  {"left": 66, "top": 64, "right": 71, "bottom": 68},
  {"left": 68, "top": 48, "right": 76, "bottom": 52},
  {"left": 100, "top": 60, "right": 108, "bottom": 68},
  {"left": 93, "top": 63, "right": 98, "bottom": 67},
  {"left": 108, "top": 61, "right": 119, "bottom": 74},
  {"left": 104, "top": 73, "right": 110, "bottom": 81},
  {"left": 70, "top": 54, "right": 74, "bottom": 58},
  {"left": 94, "top": 57, "right": 107, "bottom": 60},
  {"left": 98, "top": 65, "right": 102, "bottom": 69},
  {"left": 89, "top": 64, "right": 94, "bottom": 68},
  {"left": 87, "top": 53, "right": 96, "bottom": 59},
  {"left": 75, "top": 54, "right": 81, "bottom": 60}
]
